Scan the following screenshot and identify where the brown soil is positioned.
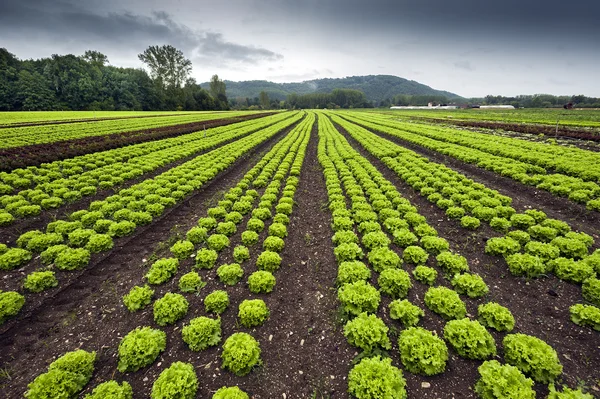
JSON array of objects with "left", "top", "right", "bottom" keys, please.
[
  {"left": 334, "top": 119, "right": 600, "bottom": 398},
  {"left": 0, "top": 112, "right": 276, "bottom": 170}
]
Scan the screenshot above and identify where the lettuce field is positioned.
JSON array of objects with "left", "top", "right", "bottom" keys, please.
[{"left": 0, "top": 109, "right": 598, "bottom": 399}]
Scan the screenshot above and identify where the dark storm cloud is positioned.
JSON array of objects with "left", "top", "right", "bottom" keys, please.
[{"left": 0, "top": 0, "right": 282, "bottom": 64}]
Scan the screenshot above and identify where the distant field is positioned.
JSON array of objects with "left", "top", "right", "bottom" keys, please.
[{"left": 372, "top": 108, "right": 600, "bottom": 128}]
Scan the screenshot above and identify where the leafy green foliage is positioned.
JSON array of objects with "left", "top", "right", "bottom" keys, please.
[
  {"left": 507, "top": 230, "right": 531, "bottom": 245},
  {"left": 118, "top": 327, "right": 166, "bottom": 372},
  {"left": 263, "top": 236, "right": 285, "bottom": 252},
  {"left": 337, "top": 261, "right": 371, "bottom": 285},
  {"left": 348, "top": 356, "right": 407, "bottom": 399},
  {"left": 389, "top": 299, "right": 424, "bottom": 327},
  {"left": 182, "top": 317, "right": 221, "bottom": 351},
  {"left": 256, "top": 251, "right": 282, "bottom": 272},
  {"left": 436, "top": 251, "right": 469, "bottom": 274},
  {"left": 344, "top": 313, "right": 391, "bottom": 352},
  {"left": 338, "top": 281, "right": 381, "bottom": 316},
  {"left": 485, "top": 237, "right": 521, "bottom": 256},
  {"left": 26, "top": 233, "right": 64, "bottom": 253},
  {"left": 241, "top": 230, "right": 259, "bottom": 247},
  {"left": 367, "top": 247, "right": 401, "bottom": 272},
  {"left": 549, "top": 258, "right": 595, "bottom": 283},
  {"left": 424, "top": 286, "right": 467, "bottom": 320},
  {"left": 204, "top": 290, "right": 229, "bottom": 314},
  {"left": 361, "top": 231, "right": 391, "bottom": 250},
  {"left": 420, "top": 236, "right": 450, "bottom": 254},
  {"left": 503, "top": 333, "right": 563, "bottom": 383},
  {"left": 25, "top": 349, "right": 96, "bottom": 399},
  {"left": 55, "top": 248, "right": 90, "bottom": 271},
  {"left": 247, "top": 271, "right": 276, "bottom": 294},
  {"left": 186, "top": 227, "right": 208, "bottom": 245},
  {"left": 85, "top": 234, "right": 113, "bottom": 253},
  {"left": 83, "top": 381, "right": 132, "bottom": 399},
  {"left": 217, "top": 263, "right": 244, "bottom": 286},
  {"left": 460, "top": 215, "right": 481, "bottom": 230},
  {"left": 490, "top": 217, "right": 512, "bottom": 233},
  {"left": 212, "top": 386, "right": 250, "bottom": 399},
  {"left": 551, "top": 237, "right": 589, "bottom": 260},
  {"left": 452, "top": 273, "right": 489, "bottom": 298},
  {"left": 170, "top": 240, "right": 195, "bottom": 260},
  {"left": 178, "top": 272, "right": 206, "bottom": 293},
  {"left": 443, "top": 318, "right": 496, "bottom": 360},
  {"left": 23, "top": 271, "right": 58, "bottom": 293},
  {"left": 108, "top": 221, "right": 136, "bottom": 237},
  {"left": 510, "top": 214, "right": 537, "bottom": 229},
  {"left": 238, "top": 299, "right": 270, "bottom": 327},
  {"left": 582, "top": 277, "right": 600, "bottom": 306},
  {"left": 569, "top": 304, "right": 600, "bottom": 331},
  {"left": 477, "top": 302, "right": 515, "bottom": 332},
  {"left": 0, "top": 247, "right": 33, "bottom": 270},
  {"left": 146, "top": 258, "right": 179, "bottom": 284},
  {"left": 334, "top": 242, "right": 364, "bottom": 263},
  {"left": 398, "top": 327, "right": 448, "bottom": 376},
  {"left": 195, "top": 248, "right": 218, "bottom": 269},
  {"left": 475, "top": 360, "right": 535, "bottom": 399},
  {"left": 207, "top": 234, "right": 230, "bottom": 252},
  {"left": 378, "top": 268, "right": 412, "bottom": 299},
  {"left": 402, "top": 245, "right": 429, "bottom": 265},
  {"left": 505, "top": 253, "right": 546, "bottom": 278},
  {"left": 392, "top": 228, "right": 418, "bottom": 247},
  {"left": 233, "top": 245, "right": 250, "bottom": 263},
  {"left": 547, "top": 384, "right": 595, "bottom": 399},
  {"left": 412, "top": 265, "right": 437, "bottom": 285},
  {"left": 221, "top": 333, "right": 262, "bottom": 376},
  {"left": 153, "top": 293, "right": 189, "bottom": 326},
  {"left": 122, "top": 285, "right": 154, "bottom": 312},
  {"left": 68, "top": 229, "right": 96, "bottom": 247},
  {"left": 150, "top": 362, "right": 198, "bottom": 399},
  {"left": 0, "top": 290, "right": 25, "bottom": 324}
]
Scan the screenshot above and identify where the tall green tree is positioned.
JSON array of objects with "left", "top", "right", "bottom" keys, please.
[
  {"left": 209, "top": 74, "right": 228, "bottom": 110},
  {"left": 138, "top": 45, "right": 192, "bottom": 89},
  {"left": 259, "top": 91, "right": 270, "bottom": 109}
]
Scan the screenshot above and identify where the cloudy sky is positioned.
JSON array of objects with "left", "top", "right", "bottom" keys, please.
[{"left": 1, "top": 0, "right": 599, "bottom": 97}]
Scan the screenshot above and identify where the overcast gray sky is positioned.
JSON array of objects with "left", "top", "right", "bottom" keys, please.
[{"left": 1, "top": 0, "right": 599, "bottom": 97}]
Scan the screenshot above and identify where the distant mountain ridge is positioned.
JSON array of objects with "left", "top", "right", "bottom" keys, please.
[{"left": 201, "top": 75, "right": 461, "bottom": 103}]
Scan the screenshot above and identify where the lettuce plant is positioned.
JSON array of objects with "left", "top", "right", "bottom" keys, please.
[
  {"left": 221, "top": 333, "right": 262, "bottom": 376},
  {"left": 367, "top": 247, "right": 401, "bottom": 272},
  {"left": 474, "top": 360, "right": 535, "bottom": 399},
  {"left": 420, "top": 236, "right": 450, "bottom": 254},
  {"left": 150, "top": 362, "right": 198, "bottom": 399},
  {"left": 547, "top": 384, "right": 595, "bottom": 399},
  {"left": 182, "top": 317, "right": 221, "bottom": 351},
  {"left": 460, "top": 216, "right": 481, "bottom": 230},
  {"left": 510, "top": 214, "right": 537, "bottom": 229},
  {"left": 83, "top": 381, "right": 132, "bottom": 399},
  {"left": 569, "top": 304, "right": 600, "bottom": 331},
  {"left": 122, "top": 285, "right": 154, "bottom": 312},
  {"left": 343, "top": 313, "right": 391, "bottom": 352},
  {"left": 0, "top": 247, "right": 32, "bottom": 270},
  {"left": 186, "top": 227, "right": 208, "bottom": 245},
  {"left": 451, "top": 273, "right": 489, "bottom": 298},
  {"left": 398, "top": 327, "right": 448, "bottom": 376},
  {"left": 238, "top": 299, "right": 270, "bottom": 327},
  {"left": 204, "top": 290, "right": 229, "bottom": 314},
  {"left": 212, "top": 386, "right": 250, "bottom": 399},
  {"left": 241, "top": 230, "right": 259, "bottom": 246},
  {"left": 348, "top": 356, "right": 407, "bottom": 399},
  {"left": 332, "top": 230, "right": 359, "bottom": 245},
  {"left": 337, "top": 261, "right": 371, "bottom": 285},
  {"left": 503, "top": 333, "right": 563, "bottom": 383},
  {"left": 338, "top": 281, "right": 381, "bottom": 316},
  {"left": 425, "top": 286, "right": 466, "bottom": 320},
  {"left": 233, "top": 245, "right": 250, "bottom": 263},
  {"left": 551, "top": 237, "right": 589, "bottom": 260},
  {"left": 179, "top": 272, "right": 206, "bottom": 293},
  {"left": 582, "top": 277, "right": 600, "bottom": 306},
  {"left": 361, "top": 231, "right": 391, "bottom": 250},
  {"left": 389, "top": 299, "right": 424, "bottom": 327},
  {"left": 247, "top": 271, "right": 276, "bottom": 294},
  {"left": 195, "top": 248, "right": 218, "bottom": 269},
  {"left": 26, "top": 233, "right": 64, "bottom": 253},
  {"left": 256, "top": 251, "right": 282, "bottom": 272},
  {"left": 527, "top": 225, "right": 558, "bottom": 242},
  {"left": 55, "top": 248, "right": 90, "bottom": 271},
  {"left": 154, "top": 293, "right": 189, "bottom": 326},
  {"left": 23, "top": 271, "right": 58, "bottom": 293},
  {"left": 436, "top": 251, "right": 469, "bottom": 274},
  {"left": 485, "top": 237, "right": 521, "bottom": 256},
  {"left": 402, "top": 246, "right": 429, "bottom": 265},
  {"left": 207, "top": 234, "right": 230, "bottom": 252},
  {"left": 0, "top": 290, "right": 25, "bottom": 324},
  {"left": 443, "top": 318, "right": 496, "bottom": 360},
  {"left": 217, "top": 221, "right": 237, "bottom": 237},
  {"left": 507, "top": 230, "right": 531, "bottom": 246},
  {"left": 170, "top": 240, "right": 195, "bottom": 260},
  {"left": 412, "top": 265, "right": 437, "bottom": 285},
  {"left": 263, "top": 236, "right": 285, "bottom": 253},
  {"left": 490, "top": 217, "right": 512, "bottom": 233},
  {"left": 378, "top": 268, "right": 412, "bottom": 299},
  {"left": 146, "top": 258, "right": 179, "bottom": 284},
  {"left": 550, "top": 258, "right": 595, "bottom": 283},
  {"left": 524, "top": 241, "right": 560, "bottom": 261},
  {"left": 477, "top": 302, "right": 515, "bottom": 332},
  {"left": 117, "top": 326, "right": 166, "bottom": 372}
]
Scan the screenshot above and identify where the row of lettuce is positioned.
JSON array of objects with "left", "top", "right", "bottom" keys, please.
[
  {"left": 20, "top": 113, "right": 314, "bottom": 398},
  {"left": 330, "top": 113, "right": 600, "bottom": 332},
  {"left": 0, "top": 111, "right": 255, "bottom": 149},
  {"left": 0, "top": 112, "right": 305, "bottom": 326},
  {"left": 316, "top": 112, "right": 594, "bottom": 399},
  {"left": 0, "top": 112, "right": 296, "bottom": 226},
  {"left": 339, "top": 112, "right": 600, "bottom": 211}
]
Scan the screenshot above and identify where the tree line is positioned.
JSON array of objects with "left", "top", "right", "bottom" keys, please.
[
  {"left": 385, "top": 94, "right": 600, "bottom": 108},
  {"left": 0, "top": 46, "right": 228, "bottom": 111}
]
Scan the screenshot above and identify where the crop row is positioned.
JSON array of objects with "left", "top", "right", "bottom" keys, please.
[
  {"left": 0, "top": 111, "right": 255, "bottom": 149},
  {"left": 340, "top": 112, "right": 600, "bottom": 211},
  {"left": 17, "top": 113, "right": 315, "bottom": 398},
  {"left": 0, "top": 113, "right": 306, "bottom": 325},
  {"left": 316, "top": 113, "right": 592, "bottom": 398},
  {"left": 0, "top": 110, "right": 190, "bottom": 126},
  {"left": 330, "top": 114, "right": 600, "bottom": 333},
  {"left": 0, "top": 112, "right": 298, "bottom": 225}
]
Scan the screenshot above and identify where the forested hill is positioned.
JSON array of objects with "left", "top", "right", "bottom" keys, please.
[{"left": 202, "top": 75, "right": 461, "bottom": 103}]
